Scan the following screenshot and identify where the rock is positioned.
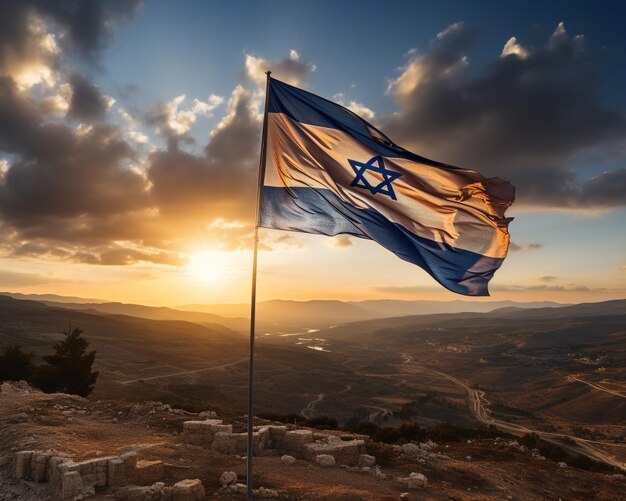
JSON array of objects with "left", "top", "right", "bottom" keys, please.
[
  {"left": 135, "top": 459, "right": 164, "bottom": 485},
  {"left": 361, "top": 466, "right": 371, "bottom": 473},
  {"left": 401, "top": 443, "right": 421, "bottom": 456},
  {"left": 14, "top": 451, "right": 33, "bottom": 479},
  {"left": 171, "top": 478, "right": 205, "bottom": 500},
  {"left": 358, "top": 454, "right": 376, "bottom": 467},
  {"left": 107, "top": 457, "right": 126, "bottom": 488},
  {"left": 315, "top": 454, "right": 336, "bottom": 467},
  {"left": 254, "top": 486, "right": 280, "bottom": 498},
  {"left": 31, "top": 451, "right": 52, "bottom": 482},
  {"left": 220, "top": 470, "right": 237, "bottom": 487},
  {"left": 466, "top": 455, "right": 472, "bottom": 461},
  {"left": 408, "top": 472, "right": 428, "bottom": 489},
  {"left": 400, "top": 494, "right": 409, "bottom": 499},
  {"left": 61, "top": 471, "right": 83, "bottom": 500},
  {"left": 558, "top": 462, "right": 568, "bottom": 468},
  {"left": 374, "top": 465, "right": 386, "bottom": 479},
  {"left": 281, "top": 455, "right": 296, "bottom": 465}
]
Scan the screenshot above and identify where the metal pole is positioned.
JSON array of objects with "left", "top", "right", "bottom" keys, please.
[{"left": 247, "top": 70, "right": 271, "bottom": 501}]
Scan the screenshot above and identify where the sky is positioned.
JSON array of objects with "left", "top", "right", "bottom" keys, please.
[{"left": 0, "top": 0, "right": 625, "bottom": 306}]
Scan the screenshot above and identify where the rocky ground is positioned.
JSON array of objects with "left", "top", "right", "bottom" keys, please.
[{"left": 0, "top": 382, "right": 623, "bottom": 500}]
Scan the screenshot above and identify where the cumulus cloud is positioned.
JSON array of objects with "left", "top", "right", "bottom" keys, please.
[
  {"left": 67, "top": 72, "right": 112, "bottom": 122},
  {"left": 148, "top": 85, "right": 261, "bottom": 222},
  {"left": 146, "top": 93, "right": 223, "bottom": 138},
  {"left": 382, "top": 22, "right": 626, "bottom": 209},
  {"left": 334, "top": 93, "right": 376, "bottom": 120},
  {"left": 0, "top": 1, "right": 142, "bottom": 88},
  {"left": 244, "top": 49, "right": 316, "bottom": 88},
  {"left": 0, "top": 0, "right": 153, "bottom": 265}
]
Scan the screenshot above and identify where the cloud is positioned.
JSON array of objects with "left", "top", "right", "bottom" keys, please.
[
  {"left": 370, "top": 285, "right": 434, "bottom": 294},
  {"left": 146, "top": 93, "right": 223, "bottom": 138},
  {"left": 539, "top": 276, "right": 558, "bottom": 282},
  {"left": 244, "top": 49, "right": 316, "bottom": 88},
  {"left": 0, "top": 268, "right": 55, "bottom": 287},
  {"left": 0, "top": 1, "right": 142, "bottom": 89},
  {"left": 490, "top": 283, "right": 594, "bottom": 292},
  {"left": 148, "top": 85, "right": 261, "bottom": 224},
  {"left": 0, "top": 33, "right": 311, "bottom": 265},
  {"left": 67, "top": 72, "right": 112, "bottom": 122},
  {"left": 328, "top": 235, "right": 353, "bottom": 248},
  {"left": 509, "top": 242, "right": 541, "bottom": 252},
  {"left": 333, "top": 93, "right": 376, "bottom": 120},
  {"left": 382, "top": 22, "right": 626, "bottom": 209}
]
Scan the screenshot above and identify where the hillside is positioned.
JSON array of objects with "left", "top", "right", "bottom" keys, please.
[
  {"left": 1, "top": 382, "right": 623, "bottom": 500},
  {"left": 0, "top": 295, "right": 623, "bottom": 472},
  {"left": 177, "top": 298, "right": 564, "bottom": 328}
]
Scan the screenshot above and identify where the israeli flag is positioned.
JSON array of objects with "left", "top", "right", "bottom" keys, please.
[{"left": 260, "top": 78, "right": 515, "bottom": 296}]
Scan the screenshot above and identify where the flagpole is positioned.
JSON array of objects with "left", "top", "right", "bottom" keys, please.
[{"left": 247, "top": 70, "right": 271, "bottom": 501}]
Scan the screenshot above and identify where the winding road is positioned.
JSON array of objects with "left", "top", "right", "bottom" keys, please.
[
  {"left": 301, "top": 393, "right": 325, "bottom": 419},
  {"left": 568, "top": 376, "right": 626, "bottom": 399},
  {"left": 400, "top": 353, "right": 626, "bottom": 472},
  {"left": 120, "top": 357, "right": 249, "bottom": 385}
]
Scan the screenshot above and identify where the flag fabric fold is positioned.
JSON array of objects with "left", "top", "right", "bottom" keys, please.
[{"left": 260, "top": 77, "right": 515, "bottom": 296}]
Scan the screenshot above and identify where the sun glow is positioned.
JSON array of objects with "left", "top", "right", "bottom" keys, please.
[{"left": 186, "top": 250, "right": 232, "bottom": 284}]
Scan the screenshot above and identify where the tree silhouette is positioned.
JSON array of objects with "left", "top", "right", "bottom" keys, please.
[
  {"left": 38, "top": 327, "right": 99, "bottom": 396},
  {"left": 0, "top": 345, "right": 35, "bottom": 382}
]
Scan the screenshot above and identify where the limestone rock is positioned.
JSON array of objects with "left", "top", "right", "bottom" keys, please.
[
  {"left": 408, "top": 472, "right": 428, "bottom": 489},
  {"left": 315, "top": 454, "right": 335, "bottom": 467},
  {"left": 107, "top": 457, "right": 126, "bottom": 488},
  {"left": 135, "top": 459, "right": 164, "bottom": 485},
  {"left": 401, "top": 443, "right": 421, "bottom": 455},
  {"left": 171, "top": 478, "right": 205, "bottom": 500},
  {"left": 14, "top": 451, "right": 33, "bottom": 479},
  {"left": 281, "top": 454, "right": 296, "bottom": 465},
  {"left": 220, "top": 470, "right": 237, "bottom": 487},
  {"left": 358, "top": 454, "right": 376, "bottom": 467},
  {"left": 61, "top": 471, "right": 83, "bottom": 500},
  {"left": 254, "top": 486, "right": 279, "bottom": 498}
]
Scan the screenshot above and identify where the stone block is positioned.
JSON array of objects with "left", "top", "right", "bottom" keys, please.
[
  {"left": 135, "top": 459, "right": 164, "bottom": 485},
  {"left": 47, "top": 456, "right": 69, "bottom": 488},
  {"left": 171, "top": 478, "right": 205, "bottom": 501},
  {"left": 14, "top": 451, "right": 33, "bottom": 479},
  {"left": 120, "top": 451, "right": 138, "bottom": 483},
  {"left": 31, "top": 451, "right": 52, "bottom": 482},
  {"left": 61, "top": 471, "right": 83, "bottom": 500},
  {"left": 115, "top": 482, "right": 165, "bottom": 501},
  {"left": 267, "top": 426, "right": 287, "bottom": 450},
  {"left": 107, "top": 457, "right": 126, "bottom": 488},
  {"left": 358, "top": 454, "right": 376, "bottom": 467},
  {"left": 315, "top": 454, "right": 335, "bottom": 467},
  {"left": 303, "top": 439, "right": 365, "bottom": 465}
]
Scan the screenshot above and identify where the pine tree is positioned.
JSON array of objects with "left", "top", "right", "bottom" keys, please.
[
  {"left": 40, "top": 327, "right": 99, "bottom": 397},
  {"left": 0, "top": 345, "right": 35, "bottom": 382}
]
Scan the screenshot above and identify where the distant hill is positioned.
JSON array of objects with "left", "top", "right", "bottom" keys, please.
[
  {"left": 177, "top": 298, "right": 565, "bottom": 328},
  {"left": 0, "top": 291, "right": 103, "bottom": 304},
  {"left": 37, "top": 299, "right": 249, "bottom": 333},
  {"left": 1, "top": 291, "right": 565, "bottom": 331}
]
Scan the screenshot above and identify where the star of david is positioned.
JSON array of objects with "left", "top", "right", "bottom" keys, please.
[{"left": 349, "top": 155, "right": 403, "bottom": 200}]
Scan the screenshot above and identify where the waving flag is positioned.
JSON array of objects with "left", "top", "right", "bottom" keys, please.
[{"left": 260, "top": 78, "right": 514, "bottom": 296}]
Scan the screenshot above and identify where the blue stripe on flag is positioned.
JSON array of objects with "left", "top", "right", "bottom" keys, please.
[
  {"left": 260, "top": 186, "right": 504, "bottom": 296},
  {"left": 269, "top": 79, "right": 452, "bottom": 169}
]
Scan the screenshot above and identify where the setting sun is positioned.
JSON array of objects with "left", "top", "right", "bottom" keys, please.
[{"left": 186, "top": 250, "right": 232, "bottom": 284}]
